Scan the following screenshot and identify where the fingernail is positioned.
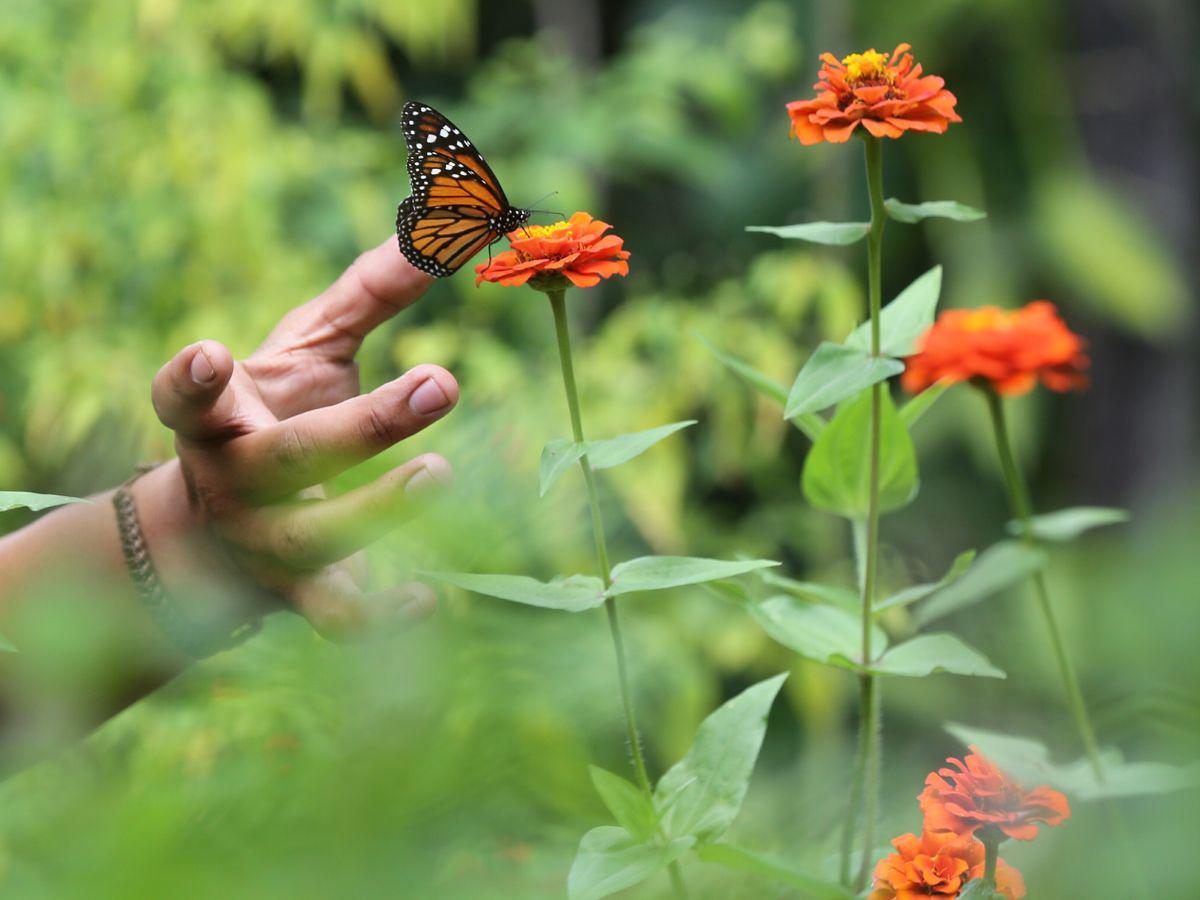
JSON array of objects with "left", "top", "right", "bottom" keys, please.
[
  {"left": 409, "top": 377, "right": 449, "bottom": 415},
  {"left": 191, "top": 348, "right": 216, "bottom": 384},
  {"left": 405, "top": 466, "right": 439, "bottom": 495}
]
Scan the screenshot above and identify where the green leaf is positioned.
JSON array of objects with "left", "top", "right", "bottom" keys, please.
[
  {"left": 539, "top": 439, "right": 587, "bottom": 496},
  {"left": 786, "top": 343, "right": 904, "bottom": 419},
  {"left": 695, "top": 844, "right": 855, "bottom": 899},
  {"left": 587, "top": 421, "right": 696, "bottom": 469},
  {"left": 868, "top": 633, "right": 1005, "bottom": 679},
  {"left": 945, "top": 723, "right": 1200, "bottom": 801},
  {"left": 746, "top": 221, "right": 871, "bottom": 245},
  {"left": 756, "top": 570, "right": 859, "bottom": 612},
  {"left": 913, "top": 541, "right": 1047, "bottom": 627},
  {"left": 899, "top": 381, "right": 952, "bottom": 428},
  {"left": 589, "top": 767, "right": 658, "bottom": 841},
  {"left": 567, "top": 826, "right": 694, "bottom": 900},
  {"left": 958, "top": 878, "right": 1000, "bottom": 900},
  {"left": 0, "top": 491, "right": 89, "bottom": 513},
  {"left": 607, "top": 557, "right": 778, "bottom": 597},
  {"left": 1008, "top": 506, "right": 1130, "bottom": 542},
  {"left": 540, "top": 422, "right": 697, "bottom": 495},
  {"left": 874, "top": 550, "right": 976, "bottom": 613},
  {"left": 749, "top": 597, "right": 885, "bottom": 671},
  {"left": 654, "top": 673, "right": 787, "bottom": 844},
  {"left": 802, "top": 388, "right": 919, "bottom": 519},
  {"left": 0, "top": 633, "right": 16, "bottom": 653},
  {"left": 845, "top": 266, "right": 942, "bottom": 357},
  {"left": 424, "top": 572, "right": 605, "bottom": 612},
  {"left": 696, "top": 334, "right": 825, "bottom": 441},
  {"left": 695, "top": 334, "right": 788, "bottom": 406},
  {"left": 885, "top": 198, "right": 986, "bottom": 224}
]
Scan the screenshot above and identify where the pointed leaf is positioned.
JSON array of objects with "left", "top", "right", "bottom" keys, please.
[
  {"left": 589, "top": 767, "right": 658, "bottom": 841},
  {"left": 424, "top": 572, "right": 605, "bottom": 612},
  {"left": 845, "top": 266, "right": 943, "bottom": 357},
  {"left": 874, "top": 550, "right": 976, "bottom": 613},
  {"left": 885, "top": 199, "right": 986, "bottom": 224},
  {"left": 945, "top": 723, "right": 1200, "bottom": 801},
  {"left": 567, "top": 826, "right": 694, "bottom": 900},
  {"left": 0, "top": 492, "right": 89, "bottom": 513},
  {"left": 654, "top": 673, "right": 787, "bottom": 844},
  {"left": 802, "top": 388, "right": 919, "bottom": 519},
  {"left": 899, "top": 381, "right": 952, "bottom": 428},
  {"left": 607, "top": 557, "right": 778, "bottom": 597},
  {"left": 746, "top": 221, "right": 871, "bottom": 245},
  {"left": 696, "top": 844, "right": 855, "bottom": 899},
  {"left": 786, "top": 343, "right": 904, "bottom": 419},
  {"left": 749, "top": 597, "right": 886, "bottom": 670},
  {"left": 756, "top": 570, "right": 859, "bottom": 612},
  {"left": 869, "top": 633, "right": 1005, "bottom": 679},
  {"left": 696, "top": 335, "right": 824, "bottom": 441},
  {"left": 586, "top": 421, "right": 697, "bottom": 470},
  {"left": 540, "top": 439, "right": 587, "bottom": 496},
  {"left": 913, "top": 541, "right": 1047, "bottom": 626},
  {"left": 1008, "top": 506, "right": 1130, "bottom": 542}
]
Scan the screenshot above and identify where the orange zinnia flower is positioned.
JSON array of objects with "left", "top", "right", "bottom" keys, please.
[
  {"left": 787, "top": 44, "right": 961, "bottom": 145},
  {"left": 902, "top": 302, "right": 1089, "bottom": 396},
  {"left": 474, "top": 211, "right": 630, "bottom": 291},
  {"left": 919, "top": 747, "right": 1071, "bottom": 842},
  {"left": 868, "top": 830, "right": 1026, "bottom": 900}
]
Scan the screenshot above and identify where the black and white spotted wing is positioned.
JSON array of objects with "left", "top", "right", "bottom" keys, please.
[{"left": 396, "top": 101, "right": 530, "bottom": 277}]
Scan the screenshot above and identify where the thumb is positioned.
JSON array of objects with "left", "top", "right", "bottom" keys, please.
[{"left": 152, "top": 340, "right": 238, "bottom": 441}]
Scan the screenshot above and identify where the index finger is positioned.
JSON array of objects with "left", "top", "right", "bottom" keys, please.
[{"left": 259, "top": 237, "right": 434, "bottom": 359}]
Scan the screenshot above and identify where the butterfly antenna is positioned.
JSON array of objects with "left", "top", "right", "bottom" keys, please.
[
  {"left": 527, "top": 190, "right": 558, "bottom": 209},
  {"left": 529, "top": 208, "right": 566, "bottom": 220}
]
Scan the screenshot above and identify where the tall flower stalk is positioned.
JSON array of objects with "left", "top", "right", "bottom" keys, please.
[
  {"left": 548, "top": 289, "right": 653, "bottom": 795},
  {"left": 840, "top": 134, "right": 887, "bottom": 890},
  {"left": 983, "top": 388, "right": 1103, "bottom": 777},
  {"left": 782, "top": 45, "right": 962, "bottom": 893}
]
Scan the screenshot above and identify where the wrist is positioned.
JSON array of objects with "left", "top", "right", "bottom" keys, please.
[{"left": 131, "top": 459, "right": 277, "bottom": 633}]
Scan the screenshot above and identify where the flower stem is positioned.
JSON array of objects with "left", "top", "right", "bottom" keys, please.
[
  {"left": 981, "top": 833, "right": 1000, "bottom": 886},
  {"left": 548, "top": 290, "right": 686, "bottom": 898},
  {"left": 841, "top": 134, "right": 888, "bottom": 893},
  {"left": 982, "top": 388, "right": 1104, "bottom": 780}
]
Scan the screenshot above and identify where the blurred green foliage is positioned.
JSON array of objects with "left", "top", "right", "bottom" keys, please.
[{"left": 1, "top": 0, "right": 1197, "bottom": 896}]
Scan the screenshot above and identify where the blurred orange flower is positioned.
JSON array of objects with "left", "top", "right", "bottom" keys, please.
[
  {"left": 868, "top": 830, "right": 1026, "bottom": 900},
  {"left": 902, "top": 302, "right": 1089, "bottom": 396},
  {"left": 920, "top": 747, "right": 1071, "bottom": 842},
  {"left": 474, "top": 212, "right": 630, "bottom": 290},
  {"left": 787, "top": 44, "right": 961, "bottom": 145}
]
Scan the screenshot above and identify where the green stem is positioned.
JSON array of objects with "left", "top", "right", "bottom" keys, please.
[
  {"left": 841, "top": 135, "right": 888, "bottom": 892},
  {"left": 548, "top": 290, "right": 686, "bottom": 899},
  {"left": 982, "top": 834, "right": 1000, "bottom": 885},
  {"left": 983, "top": 388, "right": 1104, "bottom": 780}
]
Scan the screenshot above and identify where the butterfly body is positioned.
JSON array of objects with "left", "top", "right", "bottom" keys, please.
[{"left": 396, "top": 102, "right": 530, "bottom": 277}]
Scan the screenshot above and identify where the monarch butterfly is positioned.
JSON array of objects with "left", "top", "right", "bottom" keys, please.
[{"left": 395, "top": 101, "right": 531, "bottom": 277}]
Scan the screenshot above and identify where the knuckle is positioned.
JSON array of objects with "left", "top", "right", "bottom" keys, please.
[
  {"left": 274, "top": 518, "right": 318, "bottom": 566},
  {"left": 360, "top": 404, "right": 400, "bottom": 449},
  {"left": 273, "top": 427, "right": 314, "bottom": 478}
]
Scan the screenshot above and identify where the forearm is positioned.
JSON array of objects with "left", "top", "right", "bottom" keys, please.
[{"left": 0, "top": 461, "right": 256, "bottom": 733}]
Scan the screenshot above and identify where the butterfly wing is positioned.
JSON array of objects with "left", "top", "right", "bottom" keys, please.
[{"left": 397, "top": 101, "right": 528, "bottom": 276}]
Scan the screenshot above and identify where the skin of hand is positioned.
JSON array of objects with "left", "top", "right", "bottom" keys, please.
[{"left": 141, "top": 236, "right": 456, "bottom": 638}]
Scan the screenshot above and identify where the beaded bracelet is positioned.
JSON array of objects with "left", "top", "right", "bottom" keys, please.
[{"left": 113, "top": 464, "right": 259, "bottom": 659}]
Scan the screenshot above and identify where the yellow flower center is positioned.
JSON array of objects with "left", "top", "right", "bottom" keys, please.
[
  {"left": 841, "top": 49, "right": 891, "bottom": 85},
  {"left": 521, "top": 221, "right": 572, "bottom": 240}
]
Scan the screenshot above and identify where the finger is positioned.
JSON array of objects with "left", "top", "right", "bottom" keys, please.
[
  {"left": 258, "top": 237, "right": 434, "bottom": 359},
  {"left": 294, "top": 574, "right": 437, "bottom": 641},
  {"left": 223, "top": 454, "right": 452, "bottom": 570},
  {"left": 151, "top": 341, "right": 238, "bottom": 441},
  {"left": 229, "top": 364, "right": 458, "bottom": 498}
]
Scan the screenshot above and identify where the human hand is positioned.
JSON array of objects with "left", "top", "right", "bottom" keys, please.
[{"left": 147, "top": 238, "right": 455, "bottom": 637}]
